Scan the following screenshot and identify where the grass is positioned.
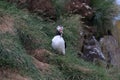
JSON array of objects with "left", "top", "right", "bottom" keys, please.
[
  {"left": 51, "top": 0, "right": 70, "bottom": 20},
  {"left": 0, "top": 0, "right": 116, "bottom": 80},
  {"left": 91, "top": 0, "right": 117, "bottom": 36},
  {"left": 107, "top": 67, "right": 120, "bottom": 80},
  {"left": 0, "top": 33, "right": 42, "bottom": 80}
]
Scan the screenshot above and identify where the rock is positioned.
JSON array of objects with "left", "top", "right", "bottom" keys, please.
[
  {"left": 100, "top": 35, "right": 120, "bottom": 67},
  {"left": 65, "top": 0, "right": 94, "bottom": 18},
  {"left": 81, "top": 34, "right": 105, "bottom": 63}
]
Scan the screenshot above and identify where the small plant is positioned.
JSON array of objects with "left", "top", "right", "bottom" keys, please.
[{"left": 52, "top": 0, "right": 70, "bottom": 20}]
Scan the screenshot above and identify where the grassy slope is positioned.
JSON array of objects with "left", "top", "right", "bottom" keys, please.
[{"left": 0, "top": 1, "right": 111, "bottom": 80}]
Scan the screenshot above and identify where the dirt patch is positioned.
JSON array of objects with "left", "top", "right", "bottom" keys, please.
[
  {"left": 7, "top": 0, "right": 56, "bottom": 20},
  {"left": 0, "top": 69, "right": 31, "bottom": 80},
  {"left": 0, "top": 15, "right": 15, "bottom": 35},
  {"left": 32, "top": 57, "right": 50, "bottom": 73},
  {"left": 7, "top": 0, "right": 28, "bottom": 8},
  {"left": 72, "top": 65, "right": 93, "bottom": 73},
  {"left": 7, "top": 0, "right": 26, "bottom": 4},
  {"left": 27, "top": 49, "right": 52, "bottom": 63},
  {"left": 27, "top": 0, "right": 56, "bottom": 20}
]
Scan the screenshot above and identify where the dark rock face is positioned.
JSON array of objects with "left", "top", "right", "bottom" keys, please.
[
  {"left": 65, "top": 0, "right": 95, "bottom": 27},
  {"left": 65, "top": 0, "right": 94, "bottom": 18},
  {"left": 100, "top": 36, "right": 120, "bottom": 68},
  {"left": 81, "top": 35, "right": 105, "bottom": 62}
]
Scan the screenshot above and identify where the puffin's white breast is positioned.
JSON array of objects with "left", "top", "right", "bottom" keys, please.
[{"left": 52, "top": 35, "right": 65, "bottom": 54}]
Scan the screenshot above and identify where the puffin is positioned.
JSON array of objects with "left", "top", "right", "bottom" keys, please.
[{"left": 51, "top": 25, "right": 66, "bottom": 55}]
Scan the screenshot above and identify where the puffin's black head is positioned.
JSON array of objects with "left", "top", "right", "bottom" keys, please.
[{"left": 56, "top": 25, "right": 63, "bottom": 36}]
